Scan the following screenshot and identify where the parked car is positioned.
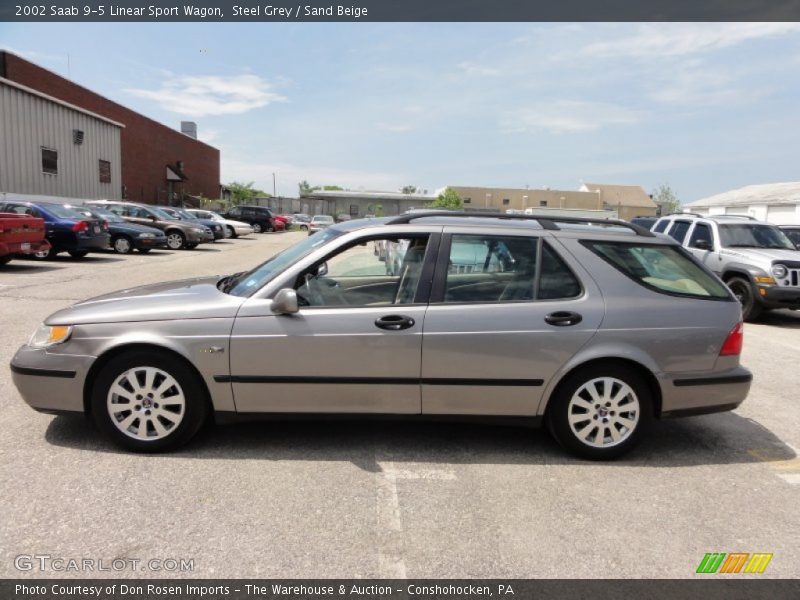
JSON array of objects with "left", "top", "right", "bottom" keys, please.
[
  {"left": 308, "top": 214, "right": 335, "bottom": 236},
  {"left": 273, "top": 214, "right": 289, "bottom": 228},
  {"left": 156, "top": 206, "right": 225, "bottom": 241},
  {"left": 184, "top": 209, "right": 253, "bottom": 238},
  {"left": 0, "top": 201, "right": 109, "bottom": 259},
  {"left": 293, "top": 214, "right": 311, "bottom": 231},
  {"left": 778, "top": 225, "right": 800, "bottom": 249},
  {"left": 73, "top": 206, "right": 167, "bottom": 254},
  {"left": 652, "top": 214, "right": 800, "bottom": 320},
  {"left": 11, "top": 212, "right": 750, "bottom": 459},
  {"left": 630, "top": 216, "right": 658, "bottom": 230},
  {"left": 220, "top": 205, "right": 281, "bottom": 233},
  {"left": 86, "top": 201, "right": 214, "bottom": 250},
  {"left": 0, "top": 212, "right": 51, "bottom": 265}
]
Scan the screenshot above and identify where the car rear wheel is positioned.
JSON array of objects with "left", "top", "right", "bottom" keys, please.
[
  {"left": 112, "top": 235, "right": 133, "bottom": 254},
  {"left": 68, "top": 250, "right": 89, "bottom": 259},
  {"left": 252, "top": 222, "right": 263, "bottom": 234},
  {"left": 547, "top": 364, "right": 652, "bottom": 460},
  {"left": 727, "top": 277, "right": 763, "bottom": 322},
  {"left": 34, "top": 247, "right": 58, "bottom": 259},
  {"left": 166, "top": 230, "right": 185, "bottom": 250},
  {"left": 91, "top": 350, "right": 208, "bottom": 452}
]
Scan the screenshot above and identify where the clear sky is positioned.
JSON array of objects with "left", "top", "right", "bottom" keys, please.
[{"left": 2, "top": 22, "right": 799, "bottom": 201}]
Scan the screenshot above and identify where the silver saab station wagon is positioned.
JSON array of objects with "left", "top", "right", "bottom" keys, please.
[{"left": 10, "top": 213, "right": 752, "bottom": 459}]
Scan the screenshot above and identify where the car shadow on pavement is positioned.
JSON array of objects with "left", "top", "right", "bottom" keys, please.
[
  {"left": 0, "top": 263, "right": 65, "bottom": 274},
  {"left": 44, "top": 410, "right": 795, "bottom": 470},
  {"left": 756, "top": 310, "right": 800, "bottom": 328}
]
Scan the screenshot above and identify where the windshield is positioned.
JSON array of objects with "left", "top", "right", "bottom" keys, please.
[
  {"left": 224, "top": 228, "right": 343, "bottom": 297},
  {"left": 88, "top": 208, "right": 123, "bottom": 222},
  {"left": 150, "top": 207, "right": 177, "bottom": 220},
  {"left": 719, "top": 224, "right": 795, "bottom": 250},
  {"left": 175, "top": 209, "right": 198, "bottom": 220}
]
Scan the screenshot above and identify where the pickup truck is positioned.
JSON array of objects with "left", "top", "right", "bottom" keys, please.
[{"left": 0, "top": 213, "right": 51, "bottom": 266}]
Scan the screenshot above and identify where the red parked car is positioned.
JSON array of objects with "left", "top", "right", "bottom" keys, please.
[
  {"left": 0, "top": 212, "right": 51, "bottom": 265},
  {"left": 272, "top": 215, "right": 288, "bottom": 231}
]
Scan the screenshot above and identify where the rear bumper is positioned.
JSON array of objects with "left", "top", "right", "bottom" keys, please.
[
  {"left": 0, "top": 239, "right": 51, "bottom": 256},
  {"left": 65, "top": 234, "right": 110, "bottom": 251},
  {"left": 659, "top": 366, "right": 752, "bottom": 418}
]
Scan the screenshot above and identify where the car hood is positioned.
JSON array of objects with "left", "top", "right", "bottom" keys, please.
[
  {"left": 46, "top": 276, "right": 245, "bottom": 325},
  {"left": 722, "top": 247, "right": 800, "bottom": 263}
]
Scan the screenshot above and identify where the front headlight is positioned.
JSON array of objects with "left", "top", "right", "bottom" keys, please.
[
  {"left": 772, "top": 264, "right": 788, "bottom": 279},
  {"left": 138, "top": 232, "right": 155, "bottom": 238},
  {"left": 29, "top": 324, "right": 73, "bottom": 348},
  {"left": 191, "top": 227, "right": 205, "bottom": 233}
]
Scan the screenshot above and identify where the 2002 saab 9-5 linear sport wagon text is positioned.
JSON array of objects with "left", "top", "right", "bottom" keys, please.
[{"left": 10, "top": 213, "right": 752, "bottom": 459}]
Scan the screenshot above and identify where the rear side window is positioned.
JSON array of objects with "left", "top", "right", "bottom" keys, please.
[
  {"left": 667, "top": 221, "right": 691, "bottom": 243},
  {"left": 583, "top": 241, "right": 731, "bottom": 300},
  {"left": 652, "top": 220, "right": 669, "bottom": 233}
]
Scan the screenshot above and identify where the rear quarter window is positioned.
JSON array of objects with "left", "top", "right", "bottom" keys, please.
[
  {"left": 582, "top": 241, "right": 731, "bottom": 300},
  {"left": 652, "top": 220, "right": 669, "bottom": 233}
]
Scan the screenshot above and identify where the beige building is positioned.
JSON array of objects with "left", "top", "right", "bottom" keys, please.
[
  {"left": 449, "top": 186, "right": 602, "bottom": 212},
  {"left": 579, "top": 183, "right": 658, "bottom": 221}
]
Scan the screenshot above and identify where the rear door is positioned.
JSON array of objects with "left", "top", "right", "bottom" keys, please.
[
  {"left": 420, "top": 229, "right": 604, "bottom": 416},
  {"left": 686, "top": 222, "right": 721, "bottom": 273}
]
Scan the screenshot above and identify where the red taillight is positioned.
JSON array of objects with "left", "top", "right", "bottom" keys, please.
[
  {"left": 102, "top": 220, "right": 109, "bottom": 230},
  {"left": 71, "top": 221, "right": 88, "bottom": 232},
  {"left": 720, "top": 322, "right": 744, "bottom": 356}
]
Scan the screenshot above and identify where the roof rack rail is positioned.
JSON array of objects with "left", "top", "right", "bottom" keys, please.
[
  {"left": 385, "top": 211, "right": 655, "bottom": 237},
  {"left": 668, "top": 212, "right": 704, "bottom": 217},
  {"left": 714, "top": 214, "right": 758, "bottom": 221}
]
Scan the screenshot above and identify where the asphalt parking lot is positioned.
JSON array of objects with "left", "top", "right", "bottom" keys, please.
[{"left": 1, "top": 232, "right": 798, "bottom": 579}]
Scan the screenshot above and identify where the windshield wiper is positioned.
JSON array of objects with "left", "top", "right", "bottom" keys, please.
[{"left": 217, "top": 272, "right": 245, "bottom": 293}]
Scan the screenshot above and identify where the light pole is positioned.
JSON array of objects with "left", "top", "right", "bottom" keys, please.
[{"left": 272, "top": 172, "right": 277, "bottom": 198}]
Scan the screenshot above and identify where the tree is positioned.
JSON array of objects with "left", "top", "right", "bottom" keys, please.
[
  {"left": 652, "top": 183, "right": 680, "bottom": 216},
  {"left": 401, "top": 185, "right": 418, "bottom": 194},
  {"left": 430, "top": 187, "right": 463, "bottom": 210},
  {"left": 227, "top": 181, "right": 268, "bottom": 205},
  {"left": 299, "top": 181, "right": 344, "bottom": 195}
]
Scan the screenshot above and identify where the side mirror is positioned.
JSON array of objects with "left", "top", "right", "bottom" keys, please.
[
  {"left": 694, "top": 239, "right": 712, "bottom": 250},
  {"left": 150, "top": 216, "right": 157, "bottom": 222},
  {"left": 271, "top": 288, "right": 299, "bottom": 315},
  {"left": 317, "top": 262, "right": 328, "bottom": 277}
]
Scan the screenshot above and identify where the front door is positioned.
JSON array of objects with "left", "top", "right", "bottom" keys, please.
[
  {"left": 228, "top": 234, "right": 435, "bottom": 413},
  {"left": 421, "top": 232, "right": 604, "bottom": 416}
]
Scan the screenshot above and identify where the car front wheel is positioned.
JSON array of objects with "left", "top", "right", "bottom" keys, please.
[
  {"left": 252, "top": 222, "right": 263, "bottom": 234},
  {"left": 68, "top": 250, "right": 89, "bottom": 258},
  {"left": 547, "top": 364, "right": 652, "bottom": 460},
  {"left": 226, "top": 225, "right": 236, "bottom": 238},
  {"left": 91, "top": 350, "right": 208, "bottom": 452},
  {"left": 166, "top": 231, "right": 186, "bottom": 250},
  {"left": 727, "top": 276, "right": 763, "bottom": 321},
  {"left": 112, "top": 235, "right": 133, "bottom": 254}
]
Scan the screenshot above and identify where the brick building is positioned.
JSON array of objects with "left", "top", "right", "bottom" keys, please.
[{"left": 0, "top": 51, "right": 220, "bottom": 204}]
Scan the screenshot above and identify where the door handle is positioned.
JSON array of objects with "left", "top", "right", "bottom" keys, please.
[
  {"left": 375, "top": 314, "right": 415, "bottom": 331},
  {"left": 544, "top": 311, "right": 583, "bottom": 327}
]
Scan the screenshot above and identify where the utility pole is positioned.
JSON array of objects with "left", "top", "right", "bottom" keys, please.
[{"left": 272, "top": 172, "right": 277, "bottom": 198}]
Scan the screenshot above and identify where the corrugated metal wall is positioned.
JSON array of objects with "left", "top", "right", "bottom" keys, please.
[{"left": 0, "top": 80, "right": 122, "bottom": 200}]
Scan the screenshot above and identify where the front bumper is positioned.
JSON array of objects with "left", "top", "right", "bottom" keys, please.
[
  {"left": 757, "top": 285, "right": 800, "bottom": 309},
  {"left": 235, "top": 225, "right": 254, "bottom": 236},
  {"left": 186, "top": 230, "right": 215, "bottom": 243},
  {"left": 10, "top": 345, "right": 94, "bottom": 414},
  {"left": 132, "top": 236, "right": 168, "bottom": 250},
  {"left": 659, "top": 366, "right": 752, "bottom": 418}
]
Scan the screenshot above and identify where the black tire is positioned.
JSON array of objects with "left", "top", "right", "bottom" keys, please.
[
  {"left": 68, "top": 250, "right": 89, "bottom": 259},
  {"left": 166, "top": 230, "right": 186, "bottom": 250},
  {"left": 0, "top": 255, "right": 12, "bottom": 266},
  {"left": 111, "top": 235, "right": 134, "bottom": 254},
  {"left": 91, "top": 350, "right": 209, "bottom": 452},
  {"left": 726, "top": 276, "right": 763, "bottom": 322},
  {"left": 185, "top": 243, "right": 198, "bottom": 250},
  {"left": 227, "top": 225, "right": 237, "bottom": 238},
  {"left": 252, "top": 222, "right": 263, "bottom": 234},
  {"left": 138, "top": 248, "right": 151, "bottom": 254},
  {"left": 547, "top": 363, "right": 653, "bottom": 460}
]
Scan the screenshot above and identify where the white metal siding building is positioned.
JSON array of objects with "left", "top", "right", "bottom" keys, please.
[
  {"left": 0, "top": 77, "right": 123, "bottom": 202},
  {"left": 685, "top": 182, "right": 800, "bottom": 225}
]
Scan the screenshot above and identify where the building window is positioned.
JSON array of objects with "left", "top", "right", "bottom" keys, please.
[
  {"left": 41, "top": 148, "right": 58, "bottom": 175},
  {"left": 540, "top": 200, "right": 548, "bottom": 207},
  {"left": 464, "top": 197, "right": 472, "bottom": 204},
  {"left": 503, "top": 198, "right": 510, "bottom": 205},
  {"left": 349, "top": 204, "right": 359, "bottom": 217},
  {"left": 99, "top": 160, "right": 111, "bottom": 184}
]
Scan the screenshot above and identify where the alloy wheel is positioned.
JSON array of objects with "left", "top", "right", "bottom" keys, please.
[
  {"left": 567, "top": 377, "right": 640, "bottom": 448},
  {"left": 252, "top": 223, "right": 263, "bottom": 233},
  {"left": 114, "top": 237, "right": 132, "bottom": 254},
  {"left": 166, "top": 232, "right": 184, "bottom": 249},
  {"left": 106, "top": 366, "right": 186, "bottom": 441}
]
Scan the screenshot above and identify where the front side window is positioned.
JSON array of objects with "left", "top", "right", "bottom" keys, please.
[
  {"left": 718, "top": 224, "right": 795, "bottom": 250},
  {"left": 41, "top": 148, "right": 58, "bottom": 175},
  {"left": 667, "top": 220, "right": 691, "bottom": 243},
  {"left": 442, "top": 235, "right": 580, "bottom": 303},
  {"left": 295, "top": 236, "right": 429, "bottom": 307},
  {"left": 783, "top": 229, "right": 800, "bottom": 247},
  {"left": 688, "top": 223, "right": 713, "bottom": 248},
  {"left": 228, "top": 207, "right": 242, "bottom": 217},
  {"left": 584, "top": 241, "right": 731, "bottom": 299}
]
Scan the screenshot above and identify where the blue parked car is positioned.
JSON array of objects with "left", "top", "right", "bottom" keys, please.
[
  {"left": 71, "top": 206, "right": 168, "bottom": 254},
  {"left": 0, "top": 201, "right": 109, "bottom": 259}
]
